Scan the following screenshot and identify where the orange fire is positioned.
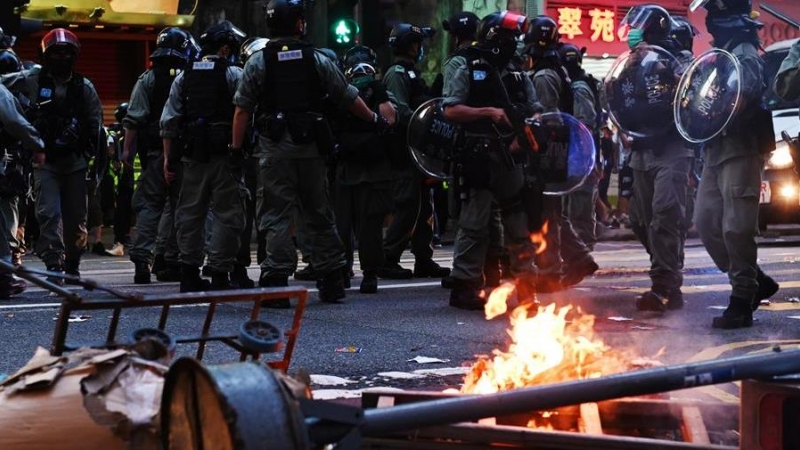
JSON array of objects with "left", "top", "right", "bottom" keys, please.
[{"left": 530, "top": 221, "right": 548, "bottom": 255}]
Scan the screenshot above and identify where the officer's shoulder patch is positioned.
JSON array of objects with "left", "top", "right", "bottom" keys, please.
[
  {"left": 278, "top": 50, "right": 303, "bottom": 62},
  {"left": 38, "top": 87, "right": 52, "bottom": 98},
  {"left": 192, "top": 61, "right": 215, "bottom": 70},
  {"left": 408, "top": 70, "right": 417, "bottom": 79},
  {"left": 394, "top": 65, "right": 405, "bottom": 73},
  {"left": 472, "top": 70, "right": 487, "bottom": 81}
]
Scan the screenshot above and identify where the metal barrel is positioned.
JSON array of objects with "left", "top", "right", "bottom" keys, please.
[
  {"left": 160, "top": 358, "right": 309, "bottom": 450},
  {"left": 359, "top": 347, "right": 800, "bottom": 437}
]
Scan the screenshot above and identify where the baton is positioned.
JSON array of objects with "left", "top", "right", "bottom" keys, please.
[{"left": 760, "top": 3, "right": 800, "bottom": 30}]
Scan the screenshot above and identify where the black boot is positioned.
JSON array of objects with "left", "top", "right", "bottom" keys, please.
[
  {"left": 319, "top": 270, "right": 346, "bottom": 304},
  {"left": 180, "top": 264, "right": 210, "bottom": 293},
  {"left": 45, "top": 264, "right": 65, "bottom": 286},
  {"left": 0, "top": 276, "right": 26, "bottom": 299},
  {"left": 258, "top": 273, "right": 291, "bottom": 309},
  {"left": 342, "top": 267, "right": 352, "bottom": 289},
  {"left": 561, "top": 256, "right": 599, "bottom": 288},
  {"left": 636, "top": 289, "right": 668, "bottom": 313},
  {"left": 753, "top": 269, "right": 779, "bottom": 311},
  {"left": 156, "top": 263, "right": 182, "bottom": 282},
  {"left": 377, "top": 262, "right": 413, "bottom": 279},
  {"left": 64, "top": 259, "right": 81, "bottom": 285},
  {"left": 152, "top": 254, "right": 166, "bottom": 275},
  {"left": 712, "top": 296, "right": 754, "bottom": 329},
  {"left": 293, "top": 264, "right": 316, "bottom": 281},
  {"left": 413, "top": 259, "right": 451, "bottom": 278},
  {"left": 666, "top": 288, "right": 684, "bottom": 310},
  {"left": 134, "top": 262, "right": 152, "bottom": 284},
  {"left": 449, "top": 278, "right": 485, "bottom": 310},
  {"left": 360, "top": 271, "right": 378, "bottom": 294},
  {"left": 230, "top": 265, "right": 255, "bottom": 289},
  {"left": 211, "top": 271, "right": 236, "bottom": 291}
]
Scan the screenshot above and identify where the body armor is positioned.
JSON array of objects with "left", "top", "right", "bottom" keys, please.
[
  {"left": 34, "top": 69, "right": 88, "bottom": 158},
  {"left": 183, "top": 58, "right": 234, "bottom": 159},
  {"left": 533, "top": 58, "right": 574, "bottom": 114},
  {"left": 390, "top": 60, "right": 430, "bottom": 113},
  {"left": 145, "top": 64, "right": 181, "bottom": 151}
]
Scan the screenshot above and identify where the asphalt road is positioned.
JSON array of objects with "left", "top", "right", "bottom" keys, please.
[{"left": 2, "top": 231, "right": 800, "bottom": 404}]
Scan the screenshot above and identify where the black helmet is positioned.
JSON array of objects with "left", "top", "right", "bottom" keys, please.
[
  {"left": 199, "top": 21, "right": 247, "bottom": 57},
  {"left": 557, "top": 43, "right": 583, "bottom": 68},
  {"left": 443, "top": 12, "right": 480, "bottom": 41},
  {"left": 670, "top": 16, "right": 698, "bottom": 52},
  {"left": 342, "top": 45, "right": 378, "bottom": 68},
  {"left": 344, "top": 62, "right": 377, "bottom": 81},
  {"left": 239, "top": 37, "right": 269, "bottom": 65},
  {"left": 691, "top": 0, "right": 752, "bottom": 17},
  {"left": 265, "top": 0, "right": 306, "bottom": 37},
  {"left": 621, "top": 5, "right": 675, "bottom": 43},
  {"left": 114, "top": 102, "right": 129, "bottom": 123},
  {"left": 524, "top": 15, "right": 559, "bottom": 56},
  {"left": 151, "top": 27, "right": 193, "bottom": 62},
  {"left": 388, "top": 23, "right": 435, "bottom": 54},
  {"left": 0, "top": 27, "right": 15, "bottom": 49},
  {"left": 0, "top": 50, "right": 20, "bottom": 75},
  {"left": 478, "top": 11, "right": 529, "bottom": 43}
]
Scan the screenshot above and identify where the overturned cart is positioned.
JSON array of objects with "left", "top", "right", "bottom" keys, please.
[{"left": 161, "top": 347, "right": 800, "bottom": 450}]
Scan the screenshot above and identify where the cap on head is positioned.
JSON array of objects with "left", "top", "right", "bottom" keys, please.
[
  {"left": 265, "top": 0, "right": 306, "bottom": 37},
  {"left": 443, "top": 12, "right": 480, "bottom": 41}
]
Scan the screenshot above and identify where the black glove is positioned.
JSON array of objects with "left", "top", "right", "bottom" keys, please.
[{"left": 372, "top": 113, "right": 390, "bottom": 135}]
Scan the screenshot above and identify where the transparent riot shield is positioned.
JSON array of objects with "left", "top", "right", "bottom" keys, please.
[
  {"left": 407, "top": 98, "right": 460, "bottom": 180},
  {"left": 603, "top": 45, "right": 680, "bottom": 139},
  {"left": 524, "top": 112, "right": 596, "bottom": 196},
  {"left": 674, "top": 48, "right": 742, "bottom": 144}
]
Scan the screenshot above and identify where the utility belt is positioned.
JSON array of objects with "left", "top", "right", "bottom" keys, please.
[
  {"left": 185, "top": 120, "right": 232, "bottom": 162},
  {"left": 260, "top": 111, "right": 335, "bottom": 157},
  {"left": 41, "top": 116, "right": 85, "bottom": 159},
  {"left": 455, "top": 135, "right": 523, "bottom": 201}
]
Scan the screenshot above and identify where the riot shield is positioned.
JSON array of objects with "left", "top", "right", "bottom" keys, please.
[
  {"left": 524, "top": 112, "right": 596, "bottom": 196},
  {"left": 673, "top": 48, "right": 742, "bottom": 144},
  {"left": 603, "top": 45, "right": 680, "bottom": 139},
  {"left": 407, "top": 98, "right": 460, "bottom": 180}
]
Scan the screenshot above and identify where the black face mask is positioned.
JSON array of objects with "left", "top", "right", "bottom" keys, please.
[
  {"left": 484, "top": 39, "right": 517, "bottom": 68},
  {"left": 47, "top": 57, "right": 74, "bottom": 76}
]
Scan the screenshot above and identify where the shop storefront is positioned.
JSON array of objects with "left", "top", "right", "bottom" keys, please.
[{"left": 546, "top": 0, "right": 689, "bottom": 79}]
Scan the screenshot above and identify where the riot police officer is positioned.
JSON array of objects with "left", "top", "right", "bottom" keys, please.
[
  {"left": 161, "top": 21, "right": 247, "bottom": 292},
  {"left": 693, "top": 0, "right": 778, "bottom": 328},
  {"left": 525, "top": 16, "right": 597, "bottom": 291},
  {"left": 334, "top": 59, "right": 397, "bottom": 293},
  {"left": 775, "top": 34, "right": 800, "bottom": 101},
  {"left": 232, "top": 0, "right": 381, "bottom": 305},
  {"left": 620, "top": 5, "right": 695, "bottom": 313},
  {"left": 123, "top": 27, "right": 194, "bottom": 284},
  {"left": 103, "top": 102, "right": 134, "bottom": 257},
  {"left": 557, "top": 43, "right": 602, "bottom": 252},
  {"left": 443, "top": 10, "right": 542, "bottom": 310},
  {"left": 2, "top": 29, "right": 103, "bottom": 283},
  {"left": 379, "top": 22, "right": 451, "bottom": 280},
  {"left": 442, "top": 12, "right": 480, "bottom": 86},
  {"left": 0, "top": 62, "right": 44, "bottom": 298}
]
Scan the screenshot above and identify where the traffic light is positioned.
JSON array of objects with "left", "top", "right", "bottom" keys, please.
[{"left": 332, "top": 18, "right": 359, "bottom": 46}]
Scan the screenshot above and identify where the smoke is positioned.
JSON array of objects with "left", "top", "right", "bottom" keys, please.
[{"left": 109, "top": 0, "right": 180, "bottom": 14}]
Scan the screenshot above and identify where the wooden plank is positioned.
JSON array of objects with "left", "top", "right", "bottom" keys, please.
[
  {"left": 681, "top": 406, "right": 711, "bottom": 444},
  {"left": 580, "top": 402, "right": 604, "bottom": 434}
]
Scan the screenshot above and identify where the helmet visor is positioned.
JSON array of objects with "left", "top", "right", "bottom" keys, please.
[
  {"left": 621, "top": 5, "right": 677, "bottom": 31},
  {"left": 689, "top": 0, "right": 710, "bottom": 12},
  {"left": 500, "top": 11, "right": 529, "bottom": 36}
]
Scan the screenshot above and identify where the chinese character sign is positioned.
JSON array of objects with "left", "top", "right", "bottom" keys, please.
[
  {"left": 548, "top": 3, "right": 631, "bottom": 55},
  {"left": 589, "top": 8, "right": 615, "bottom": 43},
  {"left": 557, "top": 7, "right": 583, "bottom": 39}
]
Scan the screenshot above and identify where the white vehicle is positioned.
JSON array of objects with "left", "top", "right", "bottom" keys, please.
[{"left": 760, "top": 38, "right": 800, "bottom": 231}]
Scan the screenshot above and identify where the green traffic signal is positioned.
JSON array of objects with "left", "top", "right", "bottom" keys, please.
[{"left": 332, "top": 18, "right": 359, "bottom": 45}]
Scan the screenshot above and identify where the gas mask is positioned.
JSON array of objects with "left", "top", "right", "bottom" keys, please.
[
  {"left": 485, "top": 38, "right": 517, "bottom": 68},
  {"left": 46, "top": 55, "right": 74, "bottom": 77}
]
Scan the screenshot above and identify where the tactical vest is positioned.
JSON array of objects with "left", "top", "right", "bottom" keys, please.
[
  {"left": 144, "top": 64, "right": 180, "bottom": 150},
  {"left": 35, "top": 69, "right": 88, "bottom": 157},
  {"left": 389, "top": 60, "right": 430, "bottom": 111},
  {"left": 182, "top": 58, "right": 235, "bottom": 158},
  {"left": 533, "top": 57, "right": 573, "bottom": 115},
  {"left": 337, "top": 79, "right": 390, "bottom": 162},
  {"left": 184, "top": 58, "right": 233, "bottom": 124},
  {"left": 464, "top": 58, "right": 517, "bottom": 135},
  {"left": 261, "top": 40, "right": 323, "bottom": 114},
  {"left": 575, "top": 73, "right": 603, "bottom": 131}
]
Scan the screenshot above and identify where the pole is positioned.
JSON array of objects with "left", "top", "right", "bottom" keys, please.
[
  {"left": 358, "top": 347, "right": 800, "bottom": 436},
  {"left": 760, "top": 3, "right": 800, "bottom": 30}
]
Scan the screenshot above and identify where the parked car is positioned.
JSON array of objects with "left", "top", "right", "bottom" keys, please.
[{"left": 760, "top": 38, "right": 800, "bottom": 231}]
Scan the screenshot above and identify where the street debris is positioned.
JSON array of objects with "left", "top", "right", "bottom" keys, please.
[
  {"left": 607, "top": 316, "right": 633, "bottom": 322},
  {"left": 377, "top": 371, "right": 425, "bottom": 379},
  {"left": 335, "top": 346, "right": 363, "bottom": 353},
  {"left": 407, "top": 356, "right": 450, "bottom": 364},
  {"left": 52, "top": 314, "right": 92, "bottom": 323},
  {"left": 631, "top": 326, "right": 656, "bottom": 330},
  {"left": 311, "top": 388, "right": 365, "bottom": 400},
  {"left": 787, "top": 297, "right": 800, "bottom": 303},
  {"left": 310, "top": 374, "right": 357, "bottom": 386},
  {"left": 708, "top": 305, "right": 728, "bottom": 310},
  {"left": 413, "top": 367, "right": 471, "bottom": 376}
]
